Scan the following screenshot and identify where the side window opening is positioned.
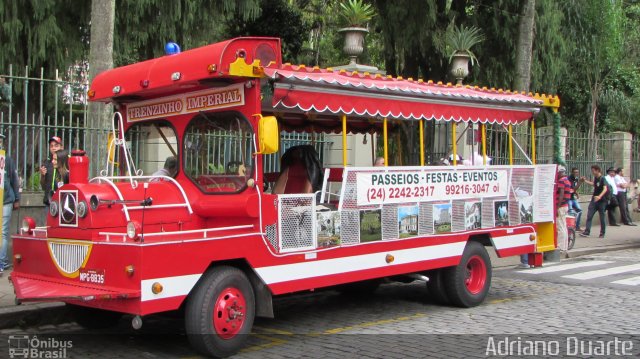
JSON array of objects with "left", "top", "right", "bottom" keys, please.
[
  {"left": 125, "top": 121, "right": 178, "bottom": 177},
  {"left": 183, "top": 111, "right": 254, "bottom": 194}
]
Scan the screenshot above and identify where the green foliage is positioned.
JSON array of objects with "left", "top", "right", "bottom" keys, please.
[
  {"left": 445, "top": 25, "right": 484, "bottom": 66},
  {"left": 338, "top": 0, "right": 375, "bottom": 27},
  {"left": 226, "top": 0, "right": 309, "bottom": 62}
]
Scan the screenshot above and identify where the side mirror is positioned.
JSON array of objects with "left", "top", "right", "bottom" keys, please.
[{"left": 255, "top": 115, "right": 279, "bottom": 155}]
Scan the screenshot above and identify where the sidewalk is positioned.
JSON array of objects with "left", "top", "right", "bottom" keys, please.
[{"left": 0, "top": 223, "right": 638, "bottom": 329}]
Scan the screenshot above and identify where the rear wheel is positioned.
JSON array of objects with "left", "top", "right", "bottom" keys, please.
[
  {"left": 442, "top": 241, "right": 492, "bottom": 308},
  {"left": 67, "top": 304, "right": 122, "bottom": 329},
  {"left": 185, "top": 266, "right": 255, "bottom": 358},
  {"left": 567, "top": 229, "right": 576, "bottom": 250},
  {"left": 426, "top": 269, "right": 450, "bottom": 305}
]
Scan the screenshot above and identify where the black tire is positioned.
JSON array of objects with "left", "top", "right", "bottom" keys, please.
[
  {"left": 67, "top": 304, "right": 122, "bottom": 329},
  {"left": 426, "top": 269, "right": 450, "bottom": 305},
  {"left": 567, "top": 229, "right": 576, "bottom": 250},
  {"left": 442, "top": 241, "right": 492, "bottom": 308},
  {"left": 335, "top": 279, "right": 381, "bottom": 296},
  {"left": 185, "top": 266, "right": 255, "bottom": 358}
]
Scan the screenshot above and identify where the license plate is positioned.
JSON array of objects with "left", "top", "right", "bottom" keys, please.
[{"left": 79, "top": 268, "right": 105, "bottom": 285}]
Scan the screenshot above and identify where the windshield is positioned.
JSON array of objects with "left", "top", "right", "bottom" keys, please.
[
  {"left": 125, "top": 121, "right": 178, "bottom": 177},
  {"left": 183, "top": 111, "right": 254, "bottom": 194}
]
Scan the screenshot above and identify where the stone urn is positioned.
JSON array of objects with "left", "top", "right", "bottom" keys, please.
[
  {"left": 450, "top": 52, "right": 471, "bottom": 84},
  {"left": 339, "top": 27, "right": 369, "bottom": 65}
]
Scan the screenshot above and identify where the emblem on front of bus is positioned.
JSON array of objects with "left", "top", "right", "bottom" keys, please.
[{"left": 59, "top": 190, "right": 78, "bottom": 226}]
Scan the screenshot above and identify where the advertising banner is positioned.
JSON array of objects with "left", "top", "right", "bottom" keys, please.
[{"left": 356, "top": 169, "right": 509, "bottom": 206}]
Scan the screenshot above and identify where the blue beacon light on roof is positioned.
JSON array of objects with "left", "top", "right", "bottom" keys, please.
[{"left": 165, "top": 42, "right": 181, "bottom": 55}]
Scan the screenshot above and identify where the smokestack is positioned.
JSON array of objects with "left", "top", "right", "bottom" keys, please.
[{"left": 69, "top": 150, "right": 89, "bottom": 184}]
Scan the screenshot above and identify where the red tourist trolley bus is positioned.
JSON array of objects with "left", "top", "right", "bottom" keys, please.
[{"left": 10, "top": 37, "right": 560, "bottom": 357}]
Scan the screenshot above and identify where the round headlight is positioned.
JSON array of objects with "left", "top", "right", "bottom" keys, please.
[
  {"left": 77, "top": 201, "right": 88, "bottom": 218},
  {"left": 127, "top": 221, "right": 141, "bottom": 240},
  {"left": 49, "top": 201, "right": 59, "bottom": 217},
  {"left": 90, "top": 195, "right": 99, "bottom": 211}
]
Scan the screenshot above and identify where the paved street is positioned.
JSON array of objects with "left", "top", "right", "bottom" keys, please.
[{"left": 1, "top": 248, "right": 639, "bottom": 358}]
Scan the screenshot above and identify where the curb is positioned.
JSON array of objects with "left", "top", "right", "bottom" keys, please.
[
  {"left": 0, "top": 302, "right": 67, "bottom": 329},
  {"left": 564, "top": 242, "right": 640, "bottom": 258}
]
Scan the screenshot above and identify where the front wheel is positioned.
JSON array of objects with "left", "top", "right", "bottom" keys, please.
[
  {"left": 185, "top": 266, "right": 255, "bottom": 358},
  {"left": 442, "top": 241, "right": 492, "bottom": 308}
]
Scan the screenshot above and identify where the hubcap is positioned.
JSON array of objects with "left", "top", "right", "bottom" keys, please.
[
  {"left": 213, "top": 287, "right": 246, "bottom": 339},
  {"left": 464, "top": 255, "right": 487, "bottom": 295}
]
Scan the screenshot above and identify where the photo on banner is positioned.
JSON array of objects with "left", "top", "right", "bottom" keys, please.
[
  {"left": 359, "top": 209, "right": 382, "bottom": 242},
  {"left": 316, "top": 211, "right": 341, "bottom": 248},
  {"left": 433, "top": 202, "right": 452, "bottom": 234},
  {"left": 518, "top": 195, "right": 534, "bottom": 224},
  {"left": 494, "top": 200, "right": 510, "bottom": 227},
  {"left": 398, "top": 205, "right": 419, "bottom": 238},
  {"left": 465, "top": 201, "right": 482, "bottom": 230}
]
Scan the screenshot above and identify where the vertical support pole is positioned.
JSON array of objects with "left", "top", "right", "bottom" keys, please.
[
  {"left": 508, "top": 124, "right": 514, "bottom": 165},
  {"left": 531, "top": 119, "right": 536, "bottom": 165},
  {"left": 342, "top": 114, "right": 347, "bottom": 166},
  {"left": 481, "top": 123, "right": 487, "bottom": 165},
  {"left": 452, "top": 122, "right": 457, "bottom": 166},
  {"left": 419, "top": 119, "right": 425, "bottom": 166},
  {"left": 383, "top": 117, "right": 388, "bottom": 166}
]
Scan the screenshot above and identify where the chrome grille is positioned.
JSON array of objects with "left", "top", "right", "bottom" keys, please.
[{"left": 48, "top": 241, "right": 91, "bottom": 275}]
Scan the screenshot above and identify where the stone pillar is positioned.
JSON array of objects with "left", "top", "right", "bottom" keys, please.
[{"left": 610, "top": 132, "right": 632, "bottom": 171}]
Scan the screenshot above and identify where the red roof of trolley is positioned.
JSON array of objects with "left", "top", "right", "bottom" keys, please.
[{"left": 265, "top": 64, "right": 543, "bottom": 125}]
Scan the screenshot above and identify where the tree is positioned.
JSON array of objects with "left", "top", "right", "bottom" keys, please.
[
  {"left": 88, "top": 0, "right": 116, "bottom": 161},
  {"left": 560, "top": 0, "right": 624, "bottom": 139},
  {"left": 225, "top": 0, "right": 309, "bottom": 62},
  {"left": 513, "top": 0, "right": 535, "bottom": 92}
]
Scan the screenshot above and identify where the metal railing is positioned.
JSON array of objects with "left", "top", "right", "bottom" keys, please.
[
  {"left": 632, "top": 137, "right": 640, "bottom": 181},
  {"left": 565, "top": 130, "right": 617, "bottom": 194},
  {"left": 0, "top": 65, "right": 114, "bottom": 191},
  {"left": 263, "top": 132, "right": 332, "bottom": 174}
]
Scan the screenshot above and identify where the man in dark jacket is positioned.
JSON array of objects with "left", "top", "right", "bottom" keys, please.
[
  {"left": 0, "top": 133, "right": 20, "bottom": 273},
  {"left": 40, "top": 136, "right": 62, "bottom": 206}
]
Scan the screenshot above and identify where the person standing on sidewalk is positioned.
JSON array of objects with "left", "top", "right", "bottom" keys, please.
[
  {"left": 580, "top": 165, "right": 608, "bottom": 238},
  {"left": 605, "top": 167, "right": 619, "bottom": 226},
  {"left": 556, "top": 166, "right": 572, "bottom": 250},
  {"left": 614, "top": 167, "right": 636, "bottom": 226},
  {"left": 567, "top": 167, "right": 583, "bottom": 231},
  {"left": 40, "top": 136, "right": 63, "bottom": 210},
  {"left": 0, "top": 133, "right": 20, "bottom": 274}
]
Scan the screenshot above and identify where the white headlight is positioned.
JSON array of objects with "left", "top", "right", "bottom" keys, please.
[
  {"left": 127, "top": 221, "right": 140, "bottom": 240},
  {"left": 49, "top": 201, "right": 59, "bottom": 217},
  {"left": 77, "top": 201, "right": 88, "bottom": 218}
]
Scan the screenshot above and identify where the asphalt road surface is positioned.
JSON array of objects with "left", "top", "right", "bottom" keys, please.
[{"left": 1, "top": 249, "right": 639, "bottom": 358}]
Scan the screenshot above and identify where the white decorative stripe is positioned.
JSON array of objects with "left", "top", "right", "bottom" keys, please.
[
  {"left": 254, "top": 241, "right": 467, "bottom": 285},
  {"left": 141, "top": 274, "right": 202, "bottom": 301},
  {"left": 491, "top": 233, "right": 535, "bottom": 250},
  {"left": 48, "top": 242, "right": 90, "bottom": 274}
]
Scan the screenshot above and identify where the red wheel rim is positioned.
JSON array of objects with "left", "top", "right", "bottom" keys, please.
[
  {"left": 212, "top": 287, "right": 246, "bottom": 339},
  {"left": 465, "top": 255, "right": 487, "bottom": 295}
]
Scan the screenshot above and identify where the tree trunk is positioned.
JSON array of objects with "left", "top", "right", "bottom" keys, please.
[
  {"left": 88, "top": 0, "right": 115, "bottom": 175},
  {"left": 513, "top": 0, "right": 536, "bottom": 92}
]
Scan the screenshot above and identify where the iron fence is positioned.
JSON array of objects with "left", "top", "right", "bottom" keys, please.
[
  {"left": 263, "top": 132, "right": 332, "bottom": 174},
  {"left": 485, "top": 123, "right": 539, "bottom": 165},
  {"left": 565, "top": 130, "right": 617, "bottom": 195},
  {"left": 632, "top": 137, "right": 640, "bottom": 181},
  {"left": 0, "top": 65, "right": 114, "bottom": 191}
]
